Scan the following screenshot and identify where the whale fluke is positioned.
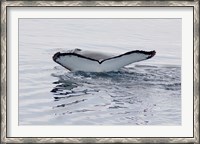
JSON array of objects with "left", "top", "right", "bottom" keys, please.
[{"left": 53, "top": 49, "right": 156, "bottom": 72}]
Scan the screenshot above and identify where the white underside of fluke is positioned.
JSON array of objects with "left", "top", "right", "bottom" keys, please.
[{"left": 53, "top": 49, "right": 156, "bottom": 72}]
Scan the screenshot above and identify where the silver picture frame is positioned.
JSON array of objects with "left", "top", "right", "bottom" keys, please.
[{"left": 1, "top": 0, "right": 199, "bottom": 143}]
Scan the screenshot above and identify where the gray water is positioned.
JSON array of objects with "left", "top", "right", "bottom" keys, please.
[{"left": 19, "top": 19, "right": 181, "bottom": 125}]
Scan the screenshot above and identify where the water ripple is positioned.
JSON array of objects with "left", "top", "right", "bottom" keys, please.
[{"left": 49, "top": 65, "right": 181, "bottom": 125}]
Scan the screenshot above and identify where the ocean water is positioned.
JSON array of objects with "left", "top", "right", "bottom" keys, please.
[{"left": 19, "top": 19, "right": 181, "bottom": 125}]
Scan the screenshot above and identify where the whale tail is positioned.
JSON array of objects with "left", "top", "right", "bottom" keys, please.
[{"left": 53, "top": 49, "right": 156, "bottom": 72}]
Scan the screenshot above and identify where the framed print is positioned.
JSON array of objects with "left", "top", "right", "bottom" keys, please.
[{"left": 1, "top": 0, "right": 199, "bottom": 143}]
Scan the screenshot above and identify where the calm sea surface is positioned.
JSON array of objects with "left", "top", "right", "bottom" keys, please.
[{"left": 19, "top": 19, "right": 181, "bottom": 125}]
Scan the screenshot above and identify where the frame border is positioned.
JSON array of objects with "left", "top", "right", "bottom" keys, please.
[{"left": 1, "top": 0, "right": 199, "bottom": 143}]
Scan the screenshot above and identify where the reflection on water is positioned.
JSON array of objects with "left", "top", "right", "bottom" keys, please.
[{"left": 50, "top": 66, "right": 181, "bottom": 125}]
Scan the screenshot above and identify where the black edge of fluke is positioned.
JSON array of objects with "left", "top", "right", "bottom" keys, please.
[
  {"left": 147, "top": 50, "right": 156, "bottom": 59},
  {"left": 53, "top": 52, "right": 60, "bottom": 62},
  {"left": 53, "top": 50, "right": 156, "bottom": 64},
  {"left": 52, "top": 52, "right": 72, "bottom": 71},
  {"left": 101, "top": 50, "right": 156, "bottom": 63},
  {"left": 52, "top": 50, "right": 156, "bottom": 66}
]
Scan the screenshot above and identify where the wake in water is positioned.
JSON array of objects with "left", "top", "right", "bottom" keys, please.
[{"left": 51, "top": 65, "right": 181, "bottom": 125}]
